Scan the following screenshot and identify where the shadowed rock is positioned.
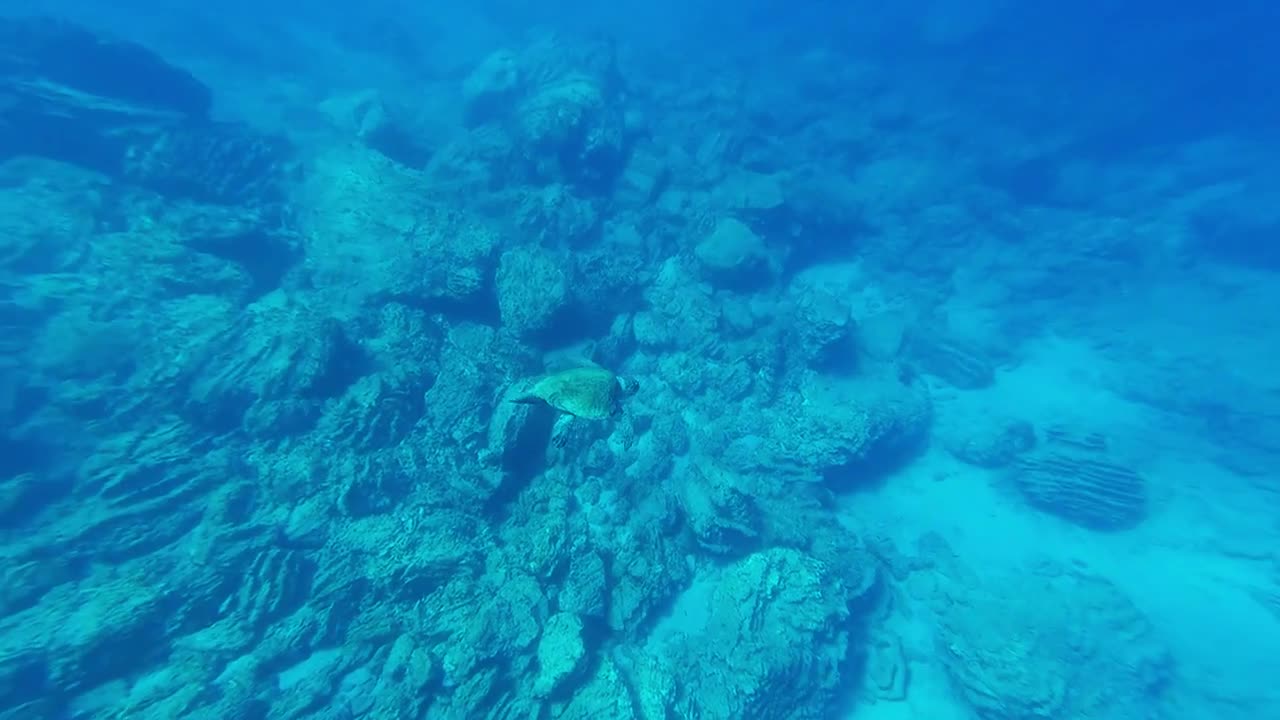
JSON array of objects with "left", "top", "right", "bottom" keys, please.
[{"left": 0, "top": 16, "right": 288, "bottom": 204}]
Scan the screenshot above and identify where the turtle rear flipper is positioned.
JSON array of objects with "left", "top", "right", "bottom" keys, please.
[
  {"left": 504, "top": 376, "right": 543, "bottom": 405},
  {"left": 551, "top": 415, "right": 575, "bottom": 448},
  {"left": 508, "top": 383, "right": 580, "bottom": 418}
]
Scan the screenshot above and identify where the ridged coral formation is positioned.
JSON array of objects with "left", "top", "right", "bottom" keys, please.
[
  {"left": 900, "top": 324, "right": 997, "bottom": 389},
  {"left": 1014, "top": 427, "right": 1148, "bottom": 530},
  {"left": 633, "top": 548, "right": 858, "bottom": 719},
  {"left": 121, "top": 122, "right": 291, "bottom": 204},
  {"left": 935, "top": 565, "right": 1172, "bottom": 720},
  {"left": 181, "top": 293, "right": 365, "bottom": 436}
]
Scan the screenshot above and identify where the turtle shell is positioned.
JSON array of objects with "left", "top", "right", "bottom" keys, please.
[{"left": 522, "top": 366, "right": 622, "bottom": 419}]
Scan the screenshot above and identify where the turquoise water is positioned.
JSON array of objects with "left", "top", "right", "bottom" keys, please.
[{"left": 1, "top": 2, "right": 1277, "bottom": 718}]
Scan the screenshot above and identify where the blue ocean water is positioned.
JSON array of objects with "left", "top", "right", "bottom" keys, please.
[{"left": 1, "top": 1, "right": 1277, "bottom": 718}]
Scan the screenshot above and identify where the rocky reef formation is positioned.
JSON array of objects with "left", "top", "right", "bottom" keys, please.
[
  {"left": 0, "top": 16, "right": 289, "bottom": 204},
  {"left": 943, "top": 411, "right": 1036, "bottom": 468},
  {"left": 0, "top": 169, "right": 910, "bottom": 720},
  {"left": 625, "top": 547, "right": 872, "bottom": 719},
  {"left": 461, "top": 37, "right": 631, "bottom": 193},
  {"left": 1, "top": 7, "right": 1238, "bottom": 720}
]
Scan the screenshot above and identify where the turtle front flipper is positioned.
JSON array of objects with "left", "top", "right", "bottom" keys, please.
[{"left": 551, "top": 415, "right": 575, "bottom": 448}]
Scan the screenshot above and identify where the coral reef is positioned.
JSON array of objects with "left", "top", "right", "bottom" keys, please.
[{"left": 1, "top": 8, "right": 1266, "bottom": 720}]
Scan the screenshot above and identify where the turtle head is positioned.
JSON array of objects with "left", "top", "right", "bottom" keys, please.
[
  {"left": 616, "top": 376, "right": 640, "bottom": 397},
  {"left": 608, "top": 376, "right": 639, "bottom": 417}
]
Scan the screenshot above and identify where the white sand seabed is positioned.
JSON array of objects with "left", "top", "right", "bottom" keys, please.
[{"left": 840, "top": 329, "right": 1280, "bottom": 718}]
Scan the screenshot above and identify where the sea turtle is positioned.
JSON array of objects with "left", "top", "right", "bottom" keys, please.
[{"left": 510, "top": 365, "right": 639, "bottom": 447}]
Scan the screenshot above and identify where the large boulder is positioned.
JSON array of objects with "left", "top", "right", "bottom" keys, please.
[
  {"left": 632, "top": 548, "right": 857, "bottom": 719},
  {"left": 936, "top": 565, "right": 1172, "bottom": 720}
]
